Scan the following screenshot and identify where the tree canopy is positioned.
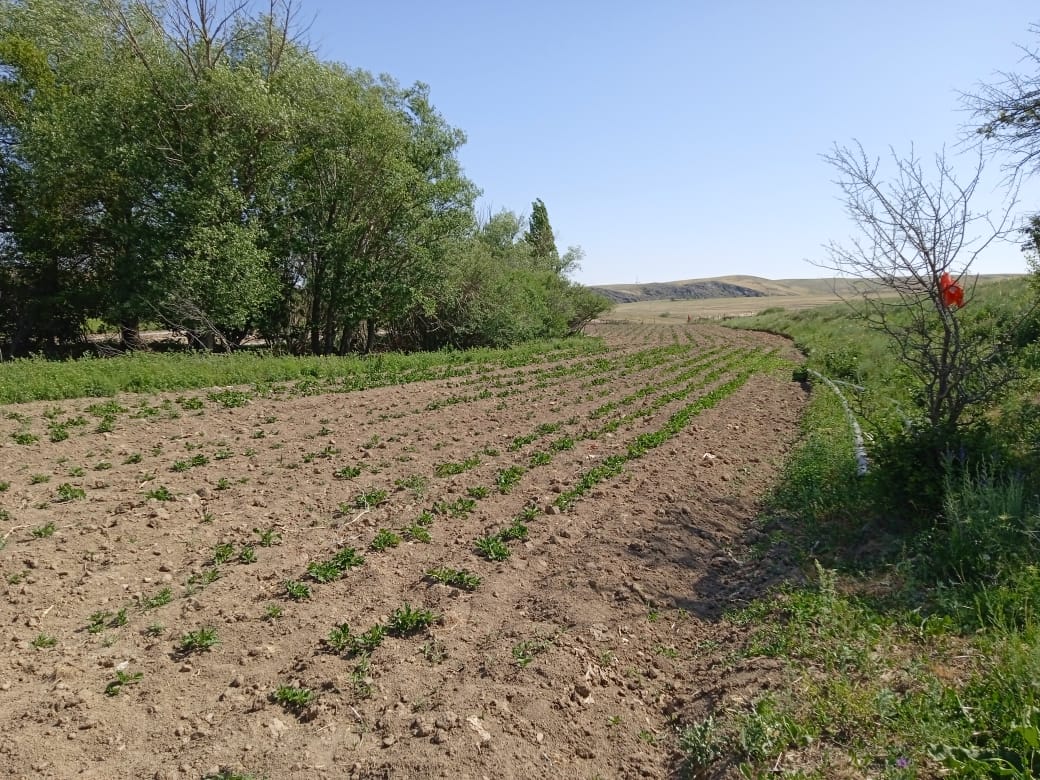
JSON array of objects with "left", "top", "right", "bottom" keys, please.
[{"left": 0, "top": 0, "right": 609, "bottom": 355}]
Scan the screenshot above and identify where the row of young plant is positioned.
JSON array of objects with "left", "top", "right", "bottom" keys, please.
[
  {"left": 172, "top": 341, "right": 771, "bottom": 702},
  {"left": 0, "top": 340, "right": 710, "bottom": 529},
  {"left": 259, "top": 344, "right": 784, "bottom": 715},
  {"left": 16, "top": 334, "right": 771, "bottom": 721},
  {"left": 0, "top": 338, "right": 680, "bottom": 446}
]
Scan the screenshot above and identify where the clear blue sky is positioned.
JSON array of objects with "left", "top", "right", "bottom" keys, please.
[{"left": 299, "top": 1, "right": 1040, "bottom": 285}]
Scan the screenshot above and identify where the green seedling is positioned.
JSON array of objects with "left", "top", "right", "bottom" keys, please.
[
  {"left": 12, "top": 432, "right": 38, "bottom": 445},
  {"left": 401, "top": 524, "right": 432, "bottom": 543},
  {"left": 208, "top": 389, "right": 251, "bottom": 408},
  {"left": 306, "top": 560, "right": 341, "bottom": 583},
  {"left": 333, "top": 465, "right": 362, "bottom": 480},
  {"left": 144, "top": 624, "right": 165, "bottom": 637},
  {"left": 254, "top": 527, "right": 281, "bottom": 546},
  {"left": 394, "top": 474, "right": 428, "bottom": 497},
  {"left": 32, "top": 521, "right": 57, "bottom": 538},
  {"left": 434, "top": 456, "right": 480, "bottom": 477},
  {"left": 353, "top": 488, "right": 388, "bottom": 509},
  {"left": 446, "top": 497, "right": 476, "bottom": 517},
  {"left": 326, "top": 623, "right": 357, "bottom": 654},
  {"left": 529, "top": 451, "right": 552, "bottom": 467},
  {"left": 271, "top": 684, "right": 314, "bottom": 711},
  {"left": 94, "top": 461, "right": 112, "bottom": 471},
  {"left": 29, "top": 474, "right": 50, "bottom": 484},
  {"left": 426, "top": 567, "right": 481, "bottom": 591},
  {"left": 179, "top": 627, "right": 218, "bottom": 653},
  {"left": 495, "top": 466, "right": 525, "bottom": 494},
  {"left": 513, "top": 638, "right": 550, "bottom": 668},
  {"left": 474, "top": 535, "right": 510, "bottom": 561},
  {"left": 55, "top": 483, "right": 85, "bottom": 502},
  {"left": 215, "top": 477, "right": 231, "bottom": 490},
  {"left": 176, "top": 396, "right": 205, "bottom": 410},
  {"left": 351, "top": 656, "right": 373, "bottom": 698},
  {"left": 212, "top": 542, "right": 235, "bottom": 565},
  {"left": 284, "top": 580, "right": 311, "bottom": 600},
  {"left": 354, "top": 624, "right": 386, "bottom": 654},
  {"left": 518, "top": 504, "right": 540, "bottom": 521},
  {"left": 0, "top": 481, "right": 8, "bottom": 491},
  {"left": 142, "top": 588, "right": 173, "bottom": 610},
  {"left": 87, "top": 611, "right": 111, "bottom": 634},
  {"left": 187, "top": 568, "right": 220, "bottom": 588},
  {"left": 466, "top": 485, "right": 490, "bottom": 499},
  {"left": 498, "top": 519, "right": 529, "bottom": 542},
  {"left": 31, "top": 633, "right": 57, "bottom": 648},
  {"left": 422, "top": 639, "right": 448, "bottom": 664},
  {"left": 416, "top": 509, "right": 435, "bottom": 527},
  {"left": 67, "top": 466, "right": 86, "bottom": 477},
  {"left": 386, "top": 604, "right": 437, "bottom": 637},
  {"left": 370, "top": 528, "right": 401, "bottom": 552},
  {"left": 263, "top": 604, "right": 283, "bottom": 621},
  {"left": 123, "top": 453, "right": 142, "bottom": 465},
  {"left": 238, "top": 546, "right": 257, "bottom": 564},
  {"left": 105, "top": 669, "right": 143, "bottom": 696},
  {"left": 146, "top": 486, "right": 173, "bottom": 501}
]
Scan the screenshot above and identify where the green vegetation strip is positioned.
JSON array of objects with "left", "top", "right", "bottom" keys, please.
[{"left": 0, "top": 337, "right": 606, "bottom": 404}]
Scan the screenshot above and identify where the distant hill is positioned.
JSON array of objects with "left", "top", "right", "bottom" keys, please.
[{"left": 591, "top": 274, "right": 1024, "bottom": 303}]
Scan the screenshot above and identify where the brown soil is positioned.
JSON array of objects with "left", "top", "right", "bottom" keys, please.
[{"left": 0, "top": 322, "right": 808, "bottom": 780}]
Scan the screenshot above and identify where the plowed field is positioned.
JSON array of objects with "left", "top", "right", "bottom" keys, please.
[{"left": 0, "top": 322, "right": 807, "bottom": 780}]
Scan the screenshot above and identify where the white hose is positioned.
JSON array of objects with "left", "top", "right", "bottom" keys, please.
[{"left": 808, "top": 369, "right": 869, "bottom": 476}]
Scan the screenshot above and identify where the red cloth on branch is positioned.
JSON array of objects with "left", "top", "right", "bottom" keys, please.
[{"left": 939, "top": 272, "right": 964, "bottom": 309}]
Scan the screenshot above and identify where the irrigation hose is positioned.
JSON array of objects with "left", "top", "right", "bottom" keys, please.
[{"left": 807, "top": 369, "right": 869, "bottom": 476}]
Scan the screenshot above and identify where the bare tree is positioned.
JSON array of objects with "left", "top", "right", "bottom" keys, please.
[
  {"left": 965, "top": 24, "right": 1040, "bottom": 181},
  {"left": 820, "top": 142, "right": 1024, "bottom": 433}
]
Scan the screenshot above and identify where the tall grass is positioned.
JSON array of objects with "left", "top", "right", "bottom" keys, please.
[{"left": 678, "top": 279, "right": 1040, "bottom": 777}]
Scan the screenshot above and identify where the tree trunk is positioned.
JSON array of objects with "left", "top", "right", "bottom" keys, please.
[{"left": 120, "top": 318, "right": 146, "bottom": 351}]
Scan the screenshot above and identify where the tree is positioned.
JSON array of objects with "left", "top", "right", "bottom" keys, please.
[
  {"left": 524, "top": 198, "right": 560, "bottom": 270},
  {"left": 821, "top": 143, "right": 1022, "bottom": 435},
  {"left": 967, "top": 24, "right": 1040, "bottom": 180}
]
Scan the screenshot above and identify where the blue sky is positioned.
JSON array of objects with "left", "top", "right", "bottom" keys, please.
[{"left": 301, "top": 1, "right": 1040, "bottom": 285}]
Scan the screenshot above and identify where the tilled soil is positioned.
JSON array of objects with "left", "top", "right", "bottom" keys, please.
[{"left": 0, "top": 322, "right": 808, "bottom": 780}]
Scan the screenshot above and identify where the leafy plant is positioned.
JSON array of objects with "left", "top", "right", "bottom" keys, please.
[
  {"left": 466, "top": 485, "right": 490, "bottom": 499},
  {"left": 32, "top": 522, "right": 56, "bottom": 538},
  {"left": 401, "top": 523, "right": 432, "bottom": 543},
  {"left": 529, "top": 451, "right": 552, "bottom": 467},
  {"left": 333, "top": 465, "right": 362, "bottom": 480},
  {"left": 212, "top": 542, "right": 235, "bottom": 565},
  {"left": 434, "top": 456, "right": 480, "bottom": 477},
  {"left": 105, "top": 669, "right": 143, "bottom": 696},
  {"left": 474, "top": 535, "right": 510, "bottom": 561},
  {"left": 179, "top": 627, "right": 219, "bottom": 653},
  {"left": 386, "top": 604, "right": 437, "bottom": 637},
  {"left": 145, "top": 486, "right": 173, "bottom": 501},
  {"left": 426, "top": 567, "right": 481, "bottom": 591},
  {"left": 31, "top": 633, "right": 57, "bottom": 648},
  {"left": 263, "top": 604, "right": 283, "bottom": 621},
  {"left": 55, "top": 483, "right": 85, "bottom": 502},
  {"left": 271, "top": 684, "right": 314, "bottom": 712},
  {"left": 284, "top": 580, "right": 311, "bottom": 600},
  {"left": 495, "top": 466, "right": 525, "bottom": 494},
  {"left": 238, "top": 546, "right": 257, "bottom": 564},
  {"left": 512, "top": 637, "right": 550, "bottom": 668},
  {"left": 370, "top": 528, "right": 401, "bottom": 552},
  {"left": 353, "top": 488, "right": 388, "bottom": 509},
  {"left": 254, "top": 527, "right": 281, "bottom": 546},
  {"left": 142, "top": 588, "right": 172, "bottom": 610},
  {"left": 12, "top": 432, "right": 38, "bottom": 445}
]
